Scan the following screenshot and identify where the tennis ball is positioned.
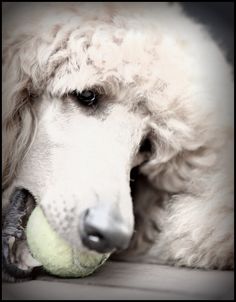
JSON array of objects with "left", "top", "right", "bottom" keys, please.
[{"left": 26, "top": 206, "right": 110, "bottom": 277}]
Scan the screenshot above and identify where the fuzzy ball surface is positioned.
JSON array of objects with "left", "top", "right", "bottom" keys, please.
[{"left": 26, "top": 206, "right": 110, "bottom": 277}]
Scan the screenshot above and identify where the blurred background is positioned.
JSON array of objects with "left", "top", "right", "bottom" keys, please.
[
  {"left": 3, "top": 2, "right": 234, "bottom": 67},
  {"left": 182, "top": 2, "right": 234, "bottom": 65}
]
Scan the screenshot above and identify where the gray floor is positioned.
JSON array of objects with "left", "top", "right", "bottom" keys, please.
[{"left": 2, "top": 260, "right": 234, "bottom": 300}]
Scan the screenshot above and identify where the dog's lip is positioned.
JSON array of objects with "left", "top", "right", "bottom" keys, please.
[
  {"left": 13, "top": 187, "right": 37, "bottom": 228},
  {"left": 3, "top": 187, "right": 42, "bottom": 274}
]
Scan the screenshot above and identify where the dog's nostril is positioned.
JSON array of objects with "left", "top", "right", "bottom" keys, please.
[
  {"left": 88, "top": 234, "right": 102, "bottom": 243},
  {"left": 86, "top": 225, "right": 104, "bottom": 242},
  {"left": 87, "top": 231, "right": 105, "bottom": 245}
]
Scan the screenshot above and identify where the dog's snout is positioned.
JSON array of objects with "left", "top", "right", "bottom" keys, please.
[{"left": 80, "top": 206, "right": 132, "bottom": 253}]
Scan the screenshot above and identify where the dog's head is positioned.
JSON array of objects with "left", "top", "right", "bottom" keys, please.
[{"left": 3, "top": 3, "right": 232, "bottom": 255}]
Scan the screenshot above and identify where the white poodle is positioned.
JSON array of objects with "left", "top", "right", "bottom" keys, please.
[{"left": 2, "top": 3, "right": 234, "bottom": 281}]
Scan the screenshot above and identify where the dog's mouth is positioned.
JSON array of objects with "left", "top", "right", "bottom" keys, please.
[
  {"left": 14, "top": 188, "right": 37, "bottom": 228},
  {"left": 3, "top": 165, "right": 146, "bottom": 279},
  {"left": 2, "top": 188, "right": 42, "bottom": 279}
]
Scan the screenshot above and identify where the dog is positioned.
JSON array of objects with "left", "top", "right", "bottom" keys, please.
[{"left": 2, "top": 2, "right": 234, "bottom": 282}]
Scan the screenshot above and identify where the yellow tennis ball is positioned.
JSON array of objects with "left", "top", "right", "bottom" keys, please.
[{"left": 26, "top": 206, "right": 110, "bottom": 277}]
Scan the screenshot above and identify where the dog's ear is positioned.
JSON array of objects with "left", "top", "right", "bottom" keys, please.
[
  {"left": 2, "top": 32, "right": 38, "bottom": 191},
  {"left": 138, "top": 101, "right": 219, "bottom": 194}
]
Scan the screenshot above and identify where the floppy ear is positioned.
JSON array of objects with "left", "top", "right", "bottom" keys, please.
[
  {"left": 2, "top": 11, "right": 85, "bottom": 191},
  {"left": 2, "top": 33, "right": 39, "bottom": 191},
  {"left": 139, "top": 96, "right": 222, "bottom": 194}
]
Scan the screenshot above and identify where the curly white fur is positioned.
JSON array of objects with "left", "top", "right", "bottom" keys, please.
[{"left": 2, "top": 2, "right": 234, "bottom": 270}]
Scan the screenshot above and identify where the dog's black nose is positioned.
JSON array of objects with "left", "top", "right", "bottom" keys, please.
[{"left": 80, "top": 206, "right": 132, "bottom": 253}]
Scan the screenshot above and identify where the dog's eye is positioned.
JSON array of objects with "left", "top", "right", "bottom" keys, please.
[{"left": 71, "top": 89, "right": 98, "bottom": 106}]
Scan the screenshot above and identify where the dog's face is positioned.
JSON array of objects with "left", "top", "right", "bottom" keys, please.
[
  {"left": 3, "top": 3, "right": 213, "bottom": 257},
  {"left": 14, "top": 91, "right": 150, "bottom": 252},
  {"left": 3, "top": 3, "right": 234, "bottom": 281},
  {"left": 4, "top": 3, "right": 190, "bottom": 254}
]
